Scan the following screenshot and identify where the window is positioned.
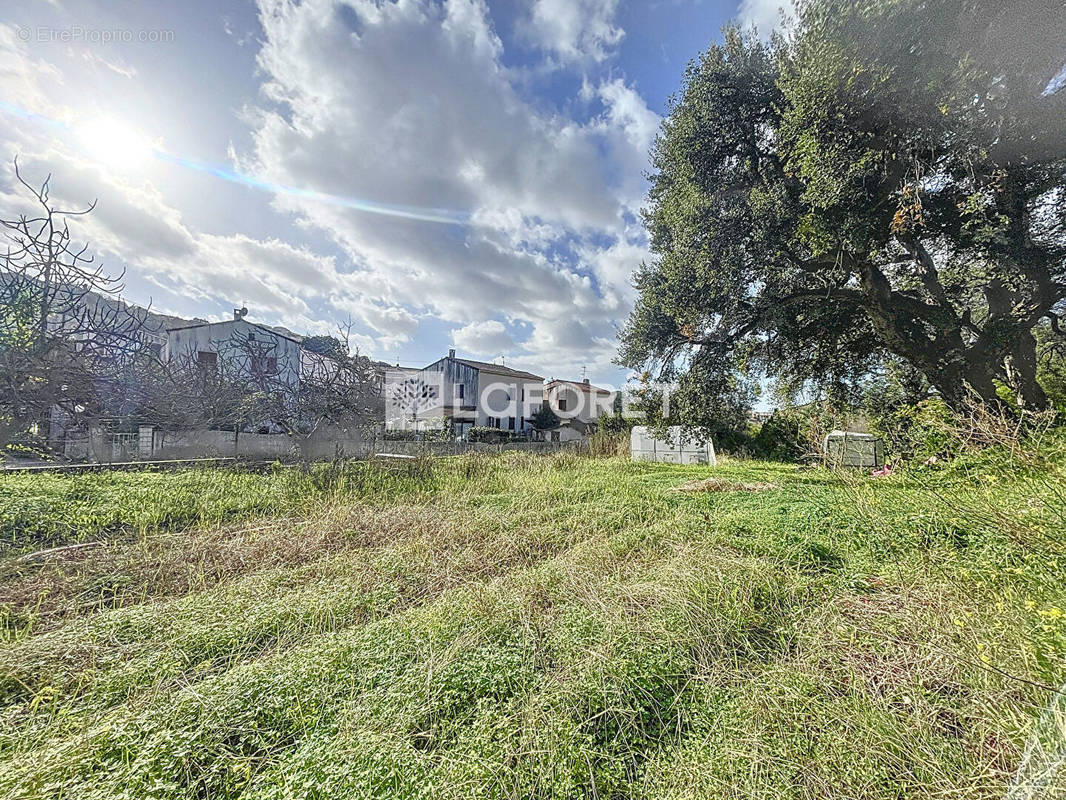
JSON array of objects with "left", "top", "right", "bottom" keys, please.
[
  {"left": 457, "top": 383, "right": 464, "bottom": 400},
  {"left": 508, "top": 417, "right": 515, "bottom": 430},
  {"left": 196, "top": 351, "right": 218, "bottom": 370},
  {"left": 486, "top": 416, "right": 495, "bottom": 428},
  {"left": 251, "top": 355, "right": 278, "bottom": 375},
  {"left": 558, "top": 396, "right": 567, "bottom": 412}
]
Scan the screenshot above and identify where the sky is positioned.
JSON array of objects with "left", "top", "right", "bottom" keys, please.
[{"left": 0, "top": 0, "right": 794, "bottom": 389}]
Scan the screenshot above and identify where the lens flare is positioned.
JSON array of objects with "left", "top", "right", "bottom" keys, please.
[{"left": 0, "top": 101, "right": 470, "bottom": 226}]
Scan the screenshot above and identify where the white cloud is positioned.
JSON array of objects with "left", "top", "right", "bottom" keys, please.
[
  {"left": 516, "top": 315, "right": 620, "bottom": 383},
  {"left": 519, "top": 0, "right": 624, "bottom": 64},
  {"left": 582, "top": 237, "right": 650, "bottom": 309},
  {"left": 0, "top": 25, "right": 64, "bottom": 114},
  {"left": 79, "top": 51, "right": 137, "bottom": 79},
  {"left": 736, "top": 0, "right": 794, "bottom": 37},
  {"left": 241, "top": 0, "right": 657, "bottom": 376},
  {"left": 329, "top": 296, "right": 420, "bottom": 351},
  {"left": 0, "top": 149, "right": 337, "bottom": 323},
  {"left": 592, "top": 78, "right": 661, "bottom": 211},
  {"left": 247, "top": 0, "right": 619, "bottom": 232},
  {"left": 597, "top": 79, "right": 660, "bottom": 155},
  {"left": 0, "top": 24, "right": 348, "bottom": 333},
  {"left": 0, "top": 4, "right": 661, "bottom": 382},
  {"left": 451, "top": 319, "right": 515, "bottom": 356}
]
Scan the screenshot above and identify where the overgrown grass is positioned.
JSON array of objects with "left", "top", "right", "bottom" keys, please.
[
  {"left": 0, "top": 449, "right": 1063, "bottom": 798},
  {"left": 0, "top": 459, "right": 437, "bottom": 551}
]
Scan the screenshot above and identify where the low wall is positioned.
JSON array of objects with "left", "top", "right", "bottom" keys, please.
[
  {"left": 152, "top": 428, "right": 373, "bottom": 461},
  {"left": 142, "top": 429, "right": 579, "bottom": 463},
  {"left": 630, "top": 426, "right": 716, "bottom": 466},
  {"left": 56, "top": 426, "right": 584, "bottom": 465}
]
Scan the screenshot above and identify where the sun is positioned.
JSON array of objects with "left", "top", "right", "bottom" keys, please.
[{"left": 78, "top": 117, "right": 155, "bottom": 169}]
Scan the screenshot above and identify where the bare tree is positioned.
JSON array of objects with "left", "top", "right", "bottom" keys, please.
[
  {"left": 0, "top": 159, "right": 159, "bottom": 450},
  {"left": 139, "top": 320, "right": 384, "bottom": 458},
  {"left": 296, "top": 323, "right": 384, "bottom": 441}
]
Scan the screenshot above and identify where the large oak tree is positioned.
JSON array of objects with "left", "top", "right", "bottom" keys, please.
[{"left": 620, "top": 0, "right": 1066, "bottom": 414}]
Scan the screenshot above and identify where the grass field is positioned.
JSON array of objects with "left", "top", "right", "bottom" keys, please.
[{"left": 0, "top": 452, "right": 1064, "bottom": 798}]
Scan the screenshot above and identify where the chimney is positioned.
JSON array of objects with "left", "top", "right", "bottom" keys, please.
[
  {"left": 583, "top": 377, "right": 590, "bottom": 385},
  {"left": 448, "top": 348, "right": 456, "bottom": 359}
]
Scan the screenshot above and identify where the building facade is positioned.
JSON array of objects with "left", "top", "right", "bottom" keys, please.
[
  {"left": 390, "top": 349, "right": 544, "bottom": 439},
  {"left": 537, "top": 378, "right": 615, "bottom": 441},
  {"left": 165, "top": 317, "right": 303, "bottom": 399},
  {"left": 544, "top": 379, "right": 614, "bottom": 424}
]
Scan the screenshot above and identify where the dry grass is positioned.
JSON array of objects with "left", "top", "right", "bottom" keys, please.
[{"left": 674, "top": 476, "right": 780, "bottom": 493}]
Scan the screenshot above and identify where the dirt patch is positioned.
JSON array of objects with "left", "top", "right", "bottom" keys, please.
[{"left": 674, "top": 477, "right": 780, "bottom": 493}]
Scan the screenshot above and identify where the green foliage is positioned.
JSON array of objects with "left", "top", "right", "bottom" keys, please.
[
  {"left": 0, "top": 445, "right": 1063, "bottom": 798},
  {"left": 586, "top": 429, "right": 629, "bottom": 458},
  {"left": 596, "top": 410, "right": 631, "bottom": 435},
  {"left": 529, "top": 403, "right": 561, "bottom": 431},
  {"left": 750, "top": 411, "right": 805, "bottom": 462},
  {"left": 627, "top": 369, "right": 753, "bottom": 451},
  {"left": 0, "top": 461, "right": 436, "bottom": 552},
  {"left": 1036, "top": 323, "right": 1066, "bottom": 410},
  {"left": 868, "top": 397, "right": 959, "bottom": 463},
  {"left": 622, "top": 1, "right": 1066, "bottom": 416},
  {"left": 300, "top": 335, "right": 348, "bottom": 360},
  {"left": 467, "top": 426, "right": 526, "bottom": 443},
  {"left": 747, "top": 400, "right": 869, "bottom": 462},
  {"left": 0, "top": 286, "right": 35, "bottom": 354}
]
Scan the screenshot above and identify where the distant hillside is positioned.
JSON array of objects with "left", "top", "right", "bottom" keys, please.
[{"left": 4, "top": 274, "right": 318, "bottom": 347}]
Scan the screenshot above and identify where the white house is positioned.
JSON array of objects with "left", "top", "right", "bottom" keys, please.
[
  {"left": 545, "top": 378, "right": 614, "bottom": 423},
  {"left": 539, "top": 378, "right": 615, "bottom": 442},
  {"left": 393, "top": 349, "right": 544, "bottom": 439},
  {"left": 165, "top": 312, "right": 303, "bottom": 399}
]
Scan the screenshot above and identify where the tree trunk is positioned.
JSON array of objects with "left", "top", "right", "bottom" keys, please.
[
  {"left": 855, "top": 260, "right": 1054, "bottom": 413},
  {"left": 1005, "top": 328, "right": 1049, "bottom": 409},
  {"left": 931, "top": 359, "right": 1001, "bottom": 413}
]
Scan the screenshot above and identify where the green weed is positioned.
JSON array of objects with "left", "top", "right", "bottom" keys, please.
[{"left": 0, "top": 451, "right": 1062, "bottom": 798}]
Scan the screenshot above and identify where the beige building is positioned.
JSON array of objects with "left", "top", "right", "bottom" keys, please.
[{"left": 539, "top": 378, "right": 615, "bottom": 442}]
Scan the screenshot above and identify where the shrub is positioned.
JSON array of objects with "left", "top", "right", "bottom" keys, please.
[
  {"left": 467, "top": 427, "right": 525, "bottom": 444},
  {"left": 750, "top": 412, "right": 805, "bottom": 462},
  {"left": 748, "top": 403, "right": 862, "bottom": 463},
  {"left": 596, "top": 411, "right": 632, "bottom": 435},
  {"left": 529, "top": 404, "right": 561, "bottom": 431},
  {"left": 868, "top": 397, "right": 959, "bottom": 462}
]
